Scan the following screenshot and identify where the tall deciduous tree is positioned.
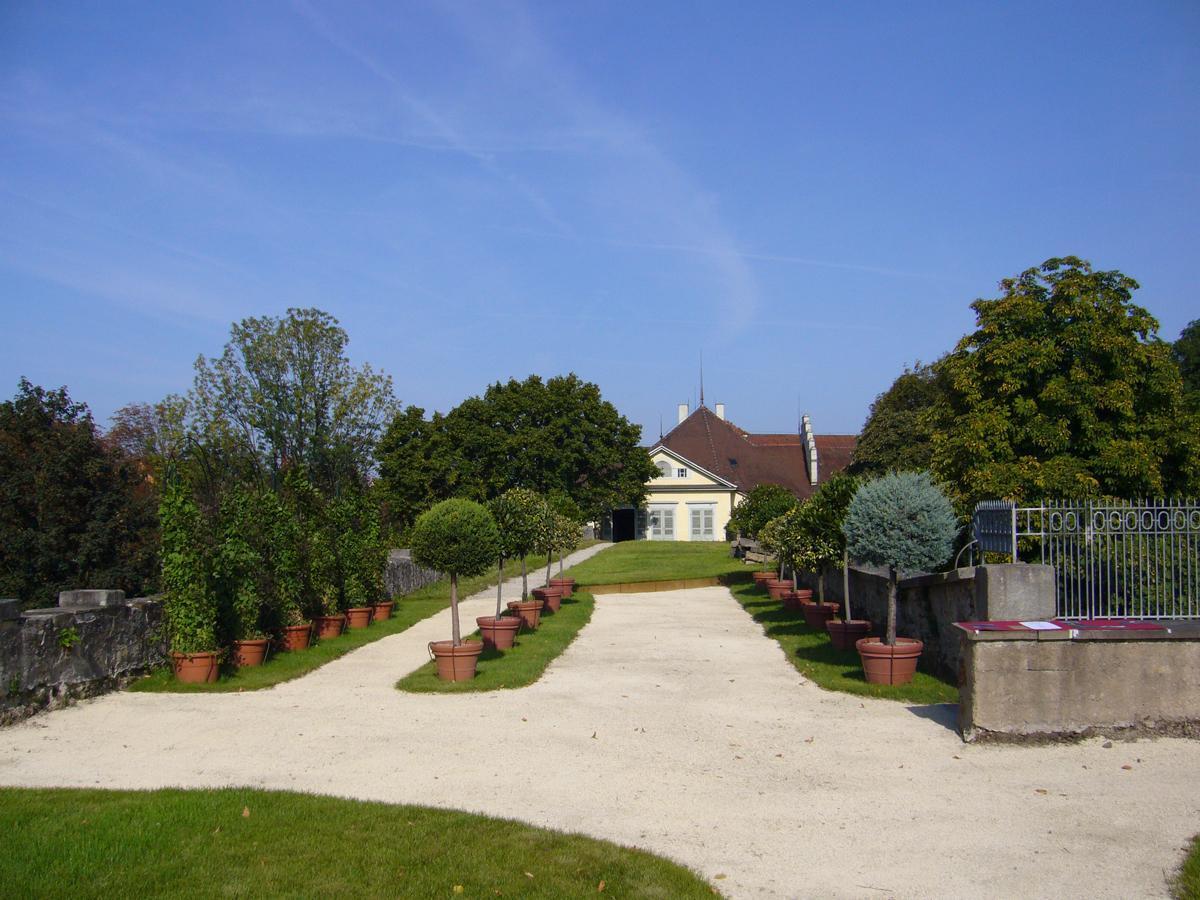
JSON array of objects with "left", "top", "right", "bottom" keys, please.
[
  {"left": 1174, "top": 319, "right": 1200, "bottom": 401},
  {"left": 849, "top": 363, "right": 942, "bottom": 476},
  {"left": 377, "top": 374, "right": 656, "bottom": 531},
  {"left": 929, "top": 257, "right": 1200, "bottom": 509},
  {"left": 191, "top": 308, "right": 396, "bottom": 491},
  {"left": 0, "top": 379, "right": 159, "bottom": 608}
]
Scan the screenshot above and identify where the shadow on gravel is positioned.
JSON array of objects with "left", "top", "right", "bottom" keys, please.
[{"left": 906, "top": 703, "right": 960, "bottom": 733}]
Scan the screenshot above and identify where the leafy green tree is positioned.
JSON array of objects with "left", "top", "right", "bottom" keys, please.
[
  {"left": 775, "top": 473, "right": 861, "bottom": 603},
  {"left": 106, "top": 395, "right": 190, "bottom": 485},
  {"left": 214, "top": 485, "right": 265, "bottom": 641},
  {"left": 929, "top": 257, "right": 1200, "bottom": 509},
  {"left": 409, "top": 499, "right": 499, "bottom": 646},
  {"left": 843, "top": 472, "right": 957, "bottom": 645},
  {"left": 0, "top": 379, "right": 159, "bottom": 608},
  {"left": 191, "top": 308, "right": 396, "bottom": 492},
  {"left": 1174, "top": 319, "right": 1200, "bottom": 400},
  {"left": 376, "top": 374, "right": 657, "bottom": 531},
  {"left": 849, "top": 364, "right": 942, "bottom": 476},
  {"left": 159, "top": 474, "right": 217, "bottom": 654},
  {"left": 489, "top": 488, "right": 544, "bottom": 611},
  {"left": 727, "top": 483, "right": 797, "bottom": 540}
]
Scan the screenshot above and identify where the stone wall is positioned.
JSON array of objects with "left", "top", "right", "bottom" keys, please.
[
  {"left": 957, "top": 623, "right": 1200, "bottom": 741},
  {"left": 384, "top": 550, "right": 442, "bottom": 598},
  {"left": 1, "top": 590, "right": 166, "bottom": 726},
  {"left": 794, "top": 563, "right": 1056, "bottom": 678}
]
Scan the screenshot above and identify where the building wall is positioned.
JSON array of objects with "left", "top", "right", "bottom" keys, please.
[{"left": 640, "top": 487, "right": 738, "bottom": 541}]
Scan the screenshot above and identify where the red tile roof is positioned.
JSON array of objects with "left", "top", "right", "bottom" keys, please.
[{"left": 652, "top": 406, "right": 856, "bottom": 500}]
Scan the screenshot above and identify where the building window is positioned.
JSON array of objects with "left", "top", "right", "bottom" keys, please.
[
  {"left": 656, "top": 460, "right": 671, "bottom": 478},
  {"left": 642, "top": 505, "right": 675, "bottom": 540},
  {"left": 689, "top": 505, "right": 715, "bottom": 541},
  {"left": 676, "top": 468, "right": 687, "bottom": 478}
]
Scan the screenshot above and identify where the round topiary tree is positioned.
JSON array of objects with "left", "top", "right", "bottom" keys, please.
[
  {"left": 842, "top": 472, "right": 957, "bottom": 645},
  {"left": 409, "top": 499, "right": 500, "bottom": 646},
  {"left": 488, "top": 487, "right": 544, "bottom": 615}
]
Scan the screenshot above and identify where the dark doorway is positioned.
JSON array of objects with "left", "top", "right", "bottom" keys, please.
[{"left": 612, "top": 508, "right": 635, "bottom": 542}]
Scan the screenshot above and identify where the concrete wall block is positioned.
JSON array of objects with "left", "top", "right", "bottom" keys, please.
[
  {"left": 975, "top": 564, "right": 1055, "bottom": 621},
  {"left": 961, "top": 637, "right": 1200, "bottom": 740},
  {"left": 58, "top": 589, "right": 127, "bottom": 608}
]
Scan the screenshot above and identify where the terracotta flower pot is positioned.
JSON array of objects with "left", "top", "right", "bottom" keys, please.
[
  {"left": 801, "top": 601, "right": 839, "bottom": 631},
  {"left": 752, "top": 571, "right": 774, "bottom": 587},
  {"left": 313, "top": 614, "right": 345, "bottom": 640},
  {"left": 170, "top": 650, "right": 218, "bottom": 684},
  {"left": 477, "top": 615, "right": 521, "bottom": 650},
  {"left": 429, "top": 640, "right": 484, "bottom": 682},
  {"left": 345, "top": 607, "right": 373, "bottom": 629},
  {"left": 372, "top": 601, "right": 395, "bottom": 622},
  {"left": 233, "top": 638, "right": 269, "bottom": 668},
  {"left": 507, "top": 599, "right": 542, "bottom": 631},
  {"left": 280, "top": 623, "right": 312, "bottom": 652},
  {"left": 766, "top": 580, "right": 791, "bottom": 601},
  {"left": 856, "top": 637, "right": 924, "bottom": 686},
  {"left": 548, "top": 578, "right": 575, "bottom": 595},
  {"left": 783, "top": 589, "right": 813, "bottom": 611},
  {"left": 826, "top": 619, "right": 871, "bottom": 651},
  {"left": 532, "top": 587, "right": 562, "bottom": 613}
]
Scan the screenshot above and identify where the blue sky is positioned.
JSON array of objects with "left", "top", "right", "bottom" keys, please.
[{"left": 2, "top": 1, "right": 1198, "bottom": 439}]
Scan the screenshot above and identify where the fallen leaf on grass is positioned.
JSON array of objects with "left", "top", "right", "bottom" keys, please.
[
  {"left": 597, "top": 880, "right": 606, "bottom": 892},
  {"left": 524, "top": 871, "right": 535, "bottom": 879},
  {"left": 242, "top": 807, "right": 250, "bottom": 818},
  {"left": 453, "top": 885, "right": 464, "bottom": 894}
]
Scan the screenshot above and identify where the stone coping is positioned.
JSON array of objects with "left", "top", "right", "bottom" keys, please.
[
  {"left": 588, "top": 576, "right": 725, "bottom": 594},
  {"left": 954, "top": 620, "right": 1200, "bottom": 642}
]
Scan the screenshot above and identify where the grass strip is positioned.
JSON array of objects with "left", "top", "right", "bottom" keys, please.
[
  {"left": 729, "top": 581, "right": 958, "bottom": 705},
  {"left": 130, "top": 545, "right": 599, "bottom": 694},
  {"left": 564, "top": 541, "right": 750, "bottom": 586},
  {"left": 1175, "top": 835, "right": 1200, "bottom": 899},
  {"left": 0, "top": 787, "right": 716, "bottom": 899},
  {"left": 397, "top": 592, "right": 594, "bottom": 693}
]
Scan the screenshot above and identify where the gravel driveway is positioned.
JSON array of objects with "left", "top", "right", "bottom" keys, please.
[{"left": 1, "top": 563, "right": 1197, "bottom": 898}]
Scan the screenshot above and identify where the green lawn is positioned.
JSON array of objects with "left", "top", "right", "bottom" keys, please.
[
  {"left": 397, "top": 592, "right": 594, "bottom": 693},
  {"left": 0, "top": 787, "right": 716, "bottom": 899},
  {"left": 564, "top": 541, "right": 750, "bottom": 586},
  {"left": 1176, "top": 835, "right": 1200, "bottom": 899},
  {"left": 729, "top": 582, "right": 958, "bottom": 705},
  {"left": 131, "top": 545, "right": 598, "bottom": 694}
]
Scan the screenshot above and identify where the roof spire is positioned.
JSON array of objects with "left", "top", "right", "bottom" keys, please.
[
  {"left": 659, "top": 414, "right": 663, "bottom": 440},
  {"left": 699, "top": 351, "right": 705, "bottom": 407}
]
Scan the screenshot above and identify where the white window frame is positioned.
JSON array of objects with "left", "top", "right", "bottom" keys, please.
[
  {"left": 645, "top": 503, "right": 676, "bottom": 541},
  {"left": 686, "top": 502, "right": 716, "bottom": 541},
  {"left": 676, "top": 467, "right": 688, "bottom": 478}
]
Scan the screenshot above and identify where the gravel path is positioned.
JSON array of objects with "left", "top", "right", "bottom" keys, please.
[{"left": 1, "top": 564, "right": 1197, "bottom": 898}]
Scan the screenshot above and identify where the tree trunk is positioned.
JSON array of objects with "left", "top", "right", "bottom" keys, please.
[
  {"left": 545, "top": 551, "right": 552, "bottom": 585},
  {"left": 496, "top": 557, "right": 504, "bottom": 618},
  {"left": 886, "top": 565, "right": 898, "bottom": 646},
  {"left": 817, "top": 563, "right": 825, "bottom": 603},
  {"left": 521, "top": 558, "right": 528, "bottom": 602},
  {"left": 450, "top": 572, "right": 461, "bottom": 646},
  {"left": 843, "top": 548, "right": 852, "bottom": 620}
]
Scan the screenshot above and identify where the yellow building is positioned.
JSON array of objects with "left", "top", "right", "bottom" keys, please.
[{"left": 609, "top": 403, "right": 856, "bottom": 542}]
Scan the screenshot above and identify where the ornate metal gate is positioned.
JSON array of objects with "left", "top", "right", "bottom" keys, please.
[{"left": 972, "top": 499, "right": 1200, "bottom": 619}]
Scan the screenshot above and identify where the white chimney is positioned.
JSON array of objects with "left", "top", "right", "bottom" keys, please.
[
  {"left": 715, "top": 403, "right": 725, "bottom": 420},
  {"left": 677, "top": 403, "right": 688, "bottom": 425},
  {"left": 801, "top": 414, "right": 818, "bottom": 485}
]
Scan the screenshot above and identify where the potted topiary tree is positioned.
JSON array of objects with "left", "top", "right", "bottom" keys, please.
[
  {"left": 410, "top": 498, "right": 500, "bottom": 681},
  {"left": 160, "top": 477, "right": 220, "bottom": 683},
  {"left": 767, "top": 505, "right": 813, "bottom": 611},
  {"left": 757, "top": 515, "right": 793, "bottom": 601},
  {"left": 483, "top": 488, "right": 543, "bottom": 649},
  {"left": 260, "top": 491, "right": 310, "bottom": 651},
  {"left": 548, "top": 512, "right": 580, "bottom": 597},
  {"left": 802, "top": 473, "right": 872, "bottom": 649},
  {"left": 216, "top": 486, "right": 270, "bottom": 668},
  {"left": 842, "top": 472, "right": 957, "bottom": 685}
]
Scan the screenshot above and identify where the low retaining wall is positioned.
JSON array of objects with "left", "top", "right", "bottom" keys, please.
[
  {"left": 956, "top": 622, "right": 1200, "bottom": 742},
  {"left": 1, "top": 590, "right": 165, "bottom": 726},
  {"left": 385, "top": 550, "right": 442, "bottom": 598},
  {"left": 795, "top": 563, "right": 1055, "bottom": 678}
]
